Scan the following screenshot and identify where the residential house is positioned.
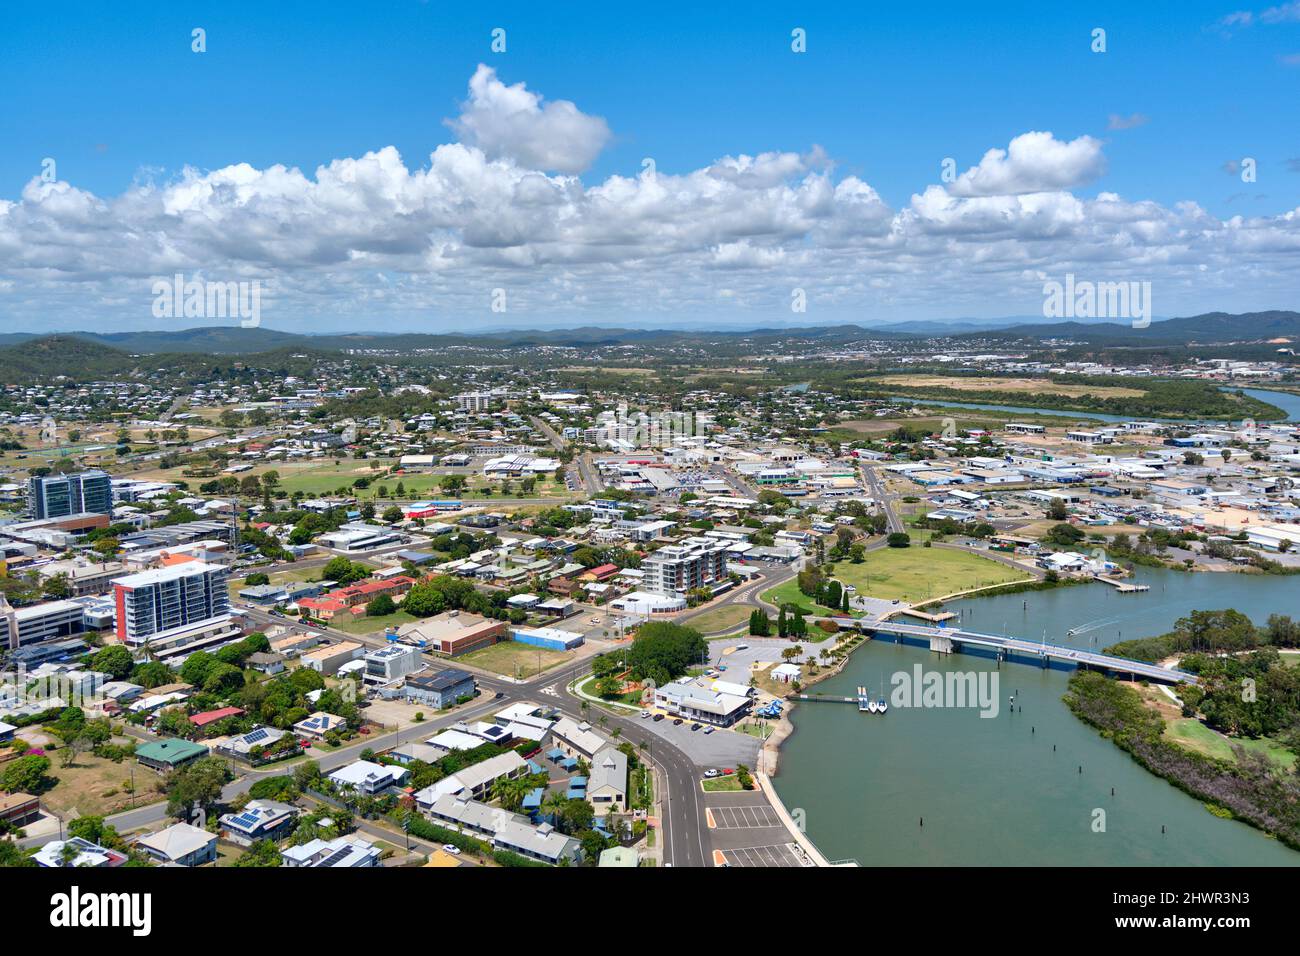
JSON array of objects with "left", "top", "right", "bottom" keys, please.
[
  {"left": 219, "top": 800, "right": 300, "bottom": 846},
  {"left": 135, "top": 821, "right": 218, "bottom": 866}
]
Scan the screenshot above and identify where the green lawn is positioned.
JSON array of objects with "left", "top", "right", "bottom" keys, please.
[
  {"left": 760, "top": 578, "right": 846, "bottom": 616},
  {"left": 458, "top": 640, "right": 574, "bottom": 679},
  {"left": 329, "top": 609, "right": 419, "bottom": 635},
  {"left": 702, "top": 776, "right": 744, "bottom": 792},
  {"left": 688, "top": 604, "right": 752, "bottom": 634},
  {"left": 1165, "top": 717, "right": 1296, "bottom": 768},
  {"left": 764, "top": 545, "right": 1031, "bottom": 607}
]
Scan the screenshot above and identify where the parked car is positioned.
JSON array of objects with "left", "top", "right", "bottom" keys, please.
[
  {"left": 639, "top": 710, "right": 651, "bottom": 718},
  {"left": 672, "top": 718, "right": 684, "bottom": 725},
  {"left": 704, "top": 769, "right": 721, "bottom": 778},
  {"left": 703, "top": 726, "right": 715, "bottom": 734},
  {"left": 690, "top": 723, "right": 702, "bottom": 731},
  {"left": 653, "top": 714, "right": 665, "bottom": 722}
]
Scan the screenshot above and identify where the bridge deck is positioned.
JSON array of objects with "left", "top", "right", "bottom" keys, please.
[{"left": 861, "top": 620, "right": 1196, "bottom": 684}]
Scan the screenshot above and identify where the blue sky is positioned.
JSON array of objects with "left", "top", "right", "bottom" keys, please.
[{"left": 1, "top": 1, "right": 1298, "bottom": 332}]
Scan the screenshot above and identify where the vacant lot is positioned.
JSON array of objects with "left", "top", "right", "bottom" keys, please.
[
  {"left": 458, "top": 640, "right": 574, "bottom": 679},
  {"left": 866, "top": 375, "right": 1146, "bottom": 399},
  {"left": 688, "top": 604, "right": 752, "bottom": 634},
  {"left": 764, "top": 546, "right": 1031, "bottom": 607},
  {"left": 41, "top": 750, "right": 158, "bottom": 818},
  {"left": 330, "top": 609, "right": 420, "bottom": 636}
]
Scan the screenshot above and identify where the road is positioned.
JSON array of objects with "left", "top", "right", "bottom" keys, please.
[
  {"left": 859, "top": 461, "right": 904, "bottom": 533},
  {"left": 32, "top": 639, "right": 712, "bottom": 866}
]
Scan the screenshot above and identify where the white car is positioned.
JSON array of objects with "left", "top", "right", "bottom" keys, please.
[
  {"left": 704, "top": 769, "right": 721, "bottom": 778},
  {"left": 441, "top": 844, "right": 462, "bottom": 855},
  {"left": 734, "top": 643, "right": 749, "bottom": 651},
  {"left": 639, "top": 710, "right": 651, "bottom": 718}
]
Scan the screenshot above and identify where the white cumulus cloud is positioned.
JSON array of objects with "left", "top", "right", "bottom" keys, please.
[{"left": 444, "top": 64, "right": 611, "bottom": 174}]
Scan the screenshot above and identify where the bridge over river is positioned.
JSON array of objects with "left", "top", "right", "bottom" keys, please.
[{"left": 825, "top": 617, "right": 1196, "bottom": 685}]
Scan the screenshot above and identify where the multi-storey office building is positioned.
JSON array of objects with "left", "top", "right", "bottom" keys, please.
[{"left": 27, "top": 470, "right": 113, "bottom": 519}]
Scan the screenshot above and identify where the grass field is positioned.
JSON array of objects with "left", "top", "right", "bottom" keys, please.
[
  {"left": 702, "top": 775, "right": 744, "bottom": 792},
  {"left": 329, "top": 609, "right": 419, "bottom": 635},
  {"left": 687, "top": 604, "right": 752, "bottom": 634},
  {"left": 458, "top": 640, "right": 574, "bottom": 679},
  {"left": 1165, "top": 717, "right": 1296, "bottom": 768},
  {"left": 866, "top": 375, "right": 1146, "bottom": 400},
  {"left": 130, "top": 457, "right": 574, "bottom": 501},
  {"left": 763, "top": 545, "right": 1031, "bottom": 608}
]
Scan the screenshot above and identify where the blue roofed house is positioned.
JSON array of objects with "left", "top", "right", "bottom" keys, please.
[{"left": 219, "top": 799, "right": 301, "bottom": 846}]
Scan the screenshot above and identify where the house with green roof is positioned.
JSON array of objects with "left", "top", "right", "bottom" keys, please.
[{"left": 135, "top": 738, "right": 209, "bottom": 771}]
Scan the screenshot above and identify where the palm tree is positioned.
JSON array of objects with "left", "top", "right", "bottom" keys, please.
[{"left": 541, "top": 789, "right": 567, "bottom": 824}]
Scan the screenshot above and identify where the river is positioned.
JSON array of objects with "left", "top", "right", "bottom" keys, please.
[
  {"left": 888, "top": 386, "right": 1300, "bottom": 424},
  {"left": 772, "top": 568, "right": 1300, "bottom": 866}
]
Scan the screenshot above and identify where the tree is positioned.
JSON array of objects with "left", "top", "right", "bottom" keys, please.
[
  {"left": 90, "top": 644, "right": 135, "bottom": 681},
  {"left": 1047, "top": 498, "right": 1069, "bottom": 521},
  {"left": 2, "top": 755, "right": 54, "bottom": 794},
  {"left": 165, "top": 756, "right": 233, "bottom": 819},
  {"left": 382, "top": 505, "right": 404, "bottom": 524},
  {"left": 366, "top": 594, "right": 397, "bottom": 616},
  {"left": 886, "top": 532, "right": 911, "bottom": 548}
]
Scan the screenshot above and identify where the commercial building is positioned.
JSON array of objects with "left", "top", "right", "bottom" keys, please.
[
  {"left": 655, "top": 678, "right": 752, "bottom": 726},
  {"left": 1, "top": 598, "right": 87, "bottom": 651},
  {"left": 396, "top": 611, "right": 506, "bottom": 657},
  {"left": 364, "top": 643, "right": 424, "bottom": 684},
  {"left": 28, "top": 470, "right": 112, "bottom": 519},
  {"left": 403, "top": 668, "right": 476, "bottom": 708}
]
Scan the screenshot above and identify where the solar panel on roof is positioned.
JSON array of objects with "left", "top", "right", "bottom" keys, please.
[
  {"left": 244, "top": 728, "right": 268, "bottom": 743},
  {"left": 319, "top": 847, "right": 352, "bottom": 867}
]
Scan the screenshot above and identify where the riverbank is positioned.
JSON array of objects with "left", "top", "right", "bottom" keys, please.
[
  {"left": 1064, "top": 670, "right": 1300, "bottom": 850},
  {"left": 770, "top": 565, "right": 1300, "bottom": 865}
]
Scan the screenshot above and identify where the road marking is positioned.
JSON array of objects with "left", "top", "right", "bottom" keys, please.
[{"left": 705, "top": 807, "right": 716, "bottom": 829}]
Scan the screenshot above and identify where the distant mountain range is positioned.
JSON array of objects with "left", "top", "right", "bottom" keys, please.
[
  {"left": 954, "top": 310, "right": 1300, "bottom": 345},
  {"left": 0, "top": 311, "right": 1294, "bottom": 383}
]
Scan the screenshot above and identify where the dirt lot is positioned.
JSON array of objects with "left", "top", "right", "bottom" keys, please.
[
  {"left": 866, "top": 375, "right": 1146, "bottom": 399},
  {"left": 41, "top": 750, "right": 162, "bottom": 818}
]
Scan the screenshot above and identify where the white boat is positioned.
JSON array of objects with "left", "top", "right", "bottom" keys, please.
[
  {"left": 876, "top": 697, "right": 888, "bottom": 715},
  {"left": 867, "top": 699, "right": 880, "bottom": 714}
]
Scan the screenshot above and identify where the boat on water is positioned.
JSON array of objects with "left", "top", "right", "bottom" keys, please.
[
  {"left": 867, "top": 698, "right": 880, "bottom": 714},
  {"left": 876, "top": 697, "right": 888, "bottom": 715}
]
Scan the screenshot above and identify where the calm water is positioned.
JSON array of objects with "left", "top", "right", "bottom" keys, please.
[
  {"left": 1239, "top": 387, "right": 1300, "bottom": 422},
  {"left": 889, "top": 386, "right": 1300, "bottom": 424},
  {"left": 774, "top": 566, "right": 1300, "bottom": 865}
]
